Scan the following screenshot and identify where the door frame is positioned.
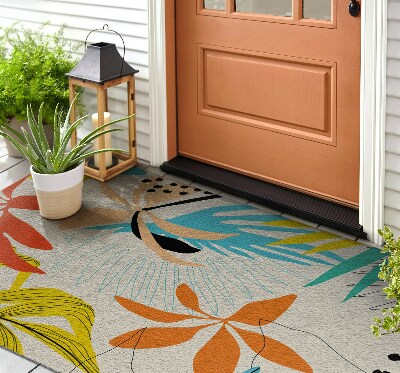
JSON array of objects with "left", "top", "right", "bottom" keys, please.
[{"left": 148, "top": 0, "right": 387, "bottom": 244}]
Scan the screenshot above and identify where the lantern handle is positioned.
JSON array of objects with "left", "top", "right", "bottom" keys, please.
[{"left": 84, "top": 24, "right": 126, "bottom": 77}]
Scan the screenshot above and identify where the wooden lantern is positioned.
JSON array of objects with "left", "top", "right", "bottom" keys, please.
[{"left": 66, "top": 26, "right": 139, "bottom": 181}]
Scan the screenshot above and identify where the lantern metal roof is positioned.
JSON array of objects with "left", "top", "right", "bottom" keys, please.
[{"left": 66, "top": 42, "right": 138, "bottom": 84}]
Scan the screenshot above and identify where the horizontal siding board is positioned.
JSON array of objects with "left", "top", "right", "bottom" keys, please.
[
  {"left": 113, "top": 130, "right": 149, "bottom": 146},
  {"left": 385, "top": 1, "right": 400, "bottom": 232},
  {"left": 0, "top": 1, "right": 148, "bottom": 25},
  {"left": 386, "top": 134, "right": 400, "bottom": 154},
  {"left": 137, "top": 147, "right": 150, "bottom": 162},
  {"left": 386, "top": 115, "right": 400, "bottom": 136},
  {"left": 41, "top": 0, "right": 148, "bottom": 10},
  {"left": 386, "top": 171, "right": 400, "bottom": 192},
  {"left": 388, "top": 20, "right": 400, "bottom": 39},
  {"left": 386, "top": 152, "right": 400, "bottom": 173},
  {"left": 387, "top": 77, "right": 400, "bottom": 97},
  {"left": 0, "top": 0, "right": 151, "bottom": 162},
  {"left": 387, "top": 59, "right": 400, "bottom": 78},
  {"left": 385, "top": 190, "right": 400, "bottom": 211},
  {"left": 388, "top": 1, "right": 400, "bottom": 20},
  {"left": 0, "top": 15, "right": 148, "bottom": 50},
  {"left": 135, "top": 79, "right": 149, "bottom": 94},
  {"left": 107, "top": 89, "right": 149, "bottom": 108},
  {"left": 385, "top": 207, "right": 400, "bottom": 230},
  {"left": 0, "top": 17, "right": 148, "bottom": 41},
  {"left": 387, "top": 40, "right": 400, "bottom": 59},
  {"left": 387, "top": 97, "right": 400, "bottom": 116},
  {"left": 386, "top": 225, "right": 400, "bottom": 239}
]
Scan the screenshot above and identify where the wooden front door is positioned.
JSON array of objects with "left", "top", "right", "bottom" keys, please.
[{"left": 176, "top": 0, "right": 361, "bottom": 206}]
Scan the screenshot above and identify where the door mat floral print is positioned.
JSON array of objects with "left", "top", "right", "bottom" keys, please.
[{"left": 0, "top": 167, "right": 398, "bottom": 373}]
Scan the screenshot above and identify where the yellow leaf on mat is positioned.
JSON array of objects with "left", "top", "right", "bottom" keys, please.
[{"left": 0, "top": 288, "right": 99, "bottom": 373}]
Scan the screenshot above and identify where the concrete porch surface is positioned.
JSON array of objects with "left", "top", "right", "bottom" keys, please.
[{"left": 0, "top": 137, "right": 380, "bottom": 372}]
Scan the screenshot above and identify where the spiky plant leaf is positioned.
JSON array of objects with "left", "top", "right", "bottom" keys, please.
[{"left": 1, "top": 94, "right": 133, "bottom": 174}]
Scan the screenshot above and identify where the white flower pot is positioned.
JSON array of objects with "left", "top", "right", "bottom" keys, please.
[{"left": 30, "top": 162, "right": 85, "bottom": 219}]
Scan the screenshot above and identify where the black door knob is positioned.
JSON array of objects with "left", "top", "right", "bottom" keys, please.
[{"left": 349, "top": 0, "right": 360, "bottom": 17}]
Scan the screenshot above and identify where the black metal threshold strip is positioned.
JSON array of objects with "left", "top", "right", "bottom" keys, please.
[{"left": 161, "top": 156, "right": 366, "bottom": 239}]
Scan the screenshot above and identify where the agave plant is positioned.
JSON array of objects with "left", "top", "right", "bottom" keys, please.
[{"left": 0, "top": 97, "right": 129, "bottom": 174}]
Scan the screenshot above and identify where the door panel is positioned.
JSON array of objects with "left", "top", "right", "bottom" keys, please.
[
  {"left": 176, "top": 0, "right": 361, "bottom": 206},
  {"left": 199, "top": 45, "right": 335, "bottom": 143}
]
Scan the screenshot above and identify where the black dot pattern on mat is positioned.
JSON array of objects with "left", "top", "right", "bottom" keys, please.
[
  {"left": 179, "top": 192, "right": 188, "bottom": 195},
  {"left": 153, "top": 185, "right": 163, "bottom": 189},
  {"left": 156, "top": 177, "right": 163, "bottom": 181},
  {"left": 194, "top": 188, "right": 201, "bottom": 191},
  {"left": 373, "top": 353, "right": 400, "bottom": 373},
  {"left": 170, "top": 183, "right": 177, "bottom": 186},
  {"left": 163, "top": 190, "right": 172, "bottom": 193},
  {"left": 141, "top": 179, "right": 152, "bottom": 183},
  {"left": 147, "top": 189, "right": 155, "bottom": 193},
  {"left": 181, "top": 185, "right": 189, "bottom": 189},
  {"left": 204, "top": 191, "right": 213, "bottom": 195}
]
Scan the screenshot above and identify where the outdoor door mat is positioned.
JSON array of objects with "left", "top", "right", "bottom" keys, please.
[
  {"left": 0, "top": 167, "right": 396, "bottom": 373},
  {"left": 161, "top": 156, "right": 365, "bottom": 238}
]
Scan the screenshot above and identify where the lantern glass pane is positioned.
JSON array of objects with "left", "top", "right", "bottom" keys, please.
[
  {"left": 74, "top": 84, "right": 131, "bottom": 169},
  {"left": 75, "top": 88, "right": 95, "bottom": 166},
  {"left": 106, "top": 84, "right": 130, "bottom": 159}
]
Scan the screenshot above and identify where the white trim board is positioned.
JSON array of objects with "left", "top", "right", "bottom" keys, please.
[
  {"left": 359, "top": 0, "right": 387, "bottom": 244},
  {"left": 149, "top": 1, "right": 387, "bottom": 244},
  {"left": 148, "top": 0, "right": 168, "bottom": 166}
]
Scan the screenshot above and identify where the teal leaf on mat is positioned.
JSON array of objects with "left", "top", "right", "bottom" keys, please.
[
  {"left": 86, "top": 204, "right": 347, "bottom": 267},
  {"left": 146, "top": 205, "right": 345, "bottom": 266},
  {"left": 242, "top": 368, "right": 260, "bottom": 373},
  {"left": 121, "top": 167, "right": 147, "bottom": 176},
  {"left": 342, "top": 265, "right": 382, "bottom": 302},
  {"left": 305, "top": 247, "right": 387, "bottom": 300}
]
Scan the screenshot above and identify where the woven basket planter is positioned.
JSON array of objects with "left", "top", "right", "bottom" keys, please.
[{"left": 30, "top": 162, "right": 84, "bottom": 219}]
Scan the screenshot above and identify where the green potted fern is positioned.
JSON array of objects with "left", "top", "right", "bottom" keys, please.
[
  {"left": 0, "top": 97, "right": 130, "bottom": 219},
  {"left": 0, "top": 23, "right": 81, "bottom": 157}
]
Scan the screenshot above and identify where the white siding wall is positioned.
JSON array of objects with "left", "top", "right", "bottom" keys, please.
[
  {"left": 0, "top": 0, "right": 151, "bottom": 161},
  {"left": 385, "top": 0, "right": 400, "bottom": 237}
]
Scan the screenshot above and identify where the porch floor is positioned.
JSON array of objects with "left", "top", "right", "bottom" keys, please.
[{"left": 0, "top": 137, "right": 379, "bottom": 372}]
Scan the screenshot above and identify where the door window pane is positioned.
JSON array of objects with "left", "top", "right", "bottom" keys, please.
[
  {"left": 303, "top": 0, "right": 331, "bottom": 20},
  {"left": 235, "top": 0, "right": 292, "bottom": 17},
  {"left": 204, "top": 0, "right": 226, "bottom": 11}
]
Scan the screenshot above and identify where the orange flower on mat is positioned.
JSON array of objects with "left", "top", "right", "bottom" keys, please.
[
  {"left": 0, "top": 178, "right": 52, "bottom": 274},
  {"left": 110, "top": 284, "right": 312, "bottom": 373}
]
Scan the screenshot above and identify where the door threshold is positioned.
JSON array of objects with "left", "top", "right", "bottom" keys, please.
[{"left": 161, "top": 156, "right": 366, "bottom": 239}]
